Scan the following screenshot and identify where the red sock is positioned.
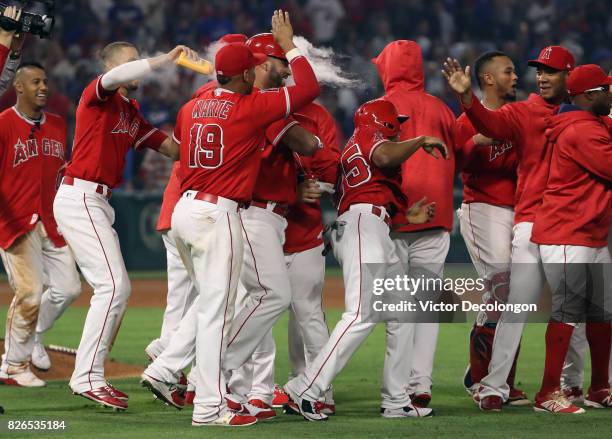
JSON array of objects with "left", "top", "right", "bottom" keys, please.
[
  {"left": 469, "top": 325, "right": 495, "bottom": 383},
  {"left": 539, "top": 322, "right": 574, "bottom": 395},
  {"left": 586, "top": 322, "right": 611, "bottom": 391}
]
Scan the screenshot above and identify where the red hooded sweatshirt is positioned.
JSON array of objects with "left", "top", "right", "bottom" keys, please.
[
  {"left": 531, "top": 105, "right": 612, "bottom": 247},
  {"left": 372, "top": 40, "right": 456, "bottom": 232},
  {"left": 463, "top": 93, "right": 559, "bottom": 224}
]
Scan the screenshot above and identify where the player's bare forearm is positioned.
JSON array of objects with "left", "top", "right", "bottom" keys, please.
[
  {"left": 158, "top": 138, "right": 180, "bottom": 161},
  {"left": 372, "top": 138, "right": 424, "bottom": 168},
  {"left": 281, "top": 125, "right": 319, "bottom": 156}
]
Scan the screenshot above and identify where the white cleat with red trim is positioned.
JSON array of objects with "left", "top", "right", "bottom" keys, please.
[{"left": 0, "top": 366, "right": 46, "bottom": 387}]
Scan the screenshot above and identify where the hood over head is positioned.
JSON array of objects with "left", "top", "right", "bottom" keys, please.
[{"left": 372, "top": 40, "right": 424, "bottom": 92}]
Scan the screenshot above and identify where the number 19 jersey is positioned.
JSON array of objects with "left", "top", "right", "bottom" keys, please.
[
  {"left": 337, "top": 127, "right": 407, "bottom": 216},
  {"left": 175, "top": 86, "right": 295, "bottom": 203}
]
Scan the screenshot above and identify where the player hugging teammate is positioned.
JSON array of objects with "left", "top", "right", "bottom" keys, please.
[{"left": 1, "top": 4, "right": 611, "bottom": 427}]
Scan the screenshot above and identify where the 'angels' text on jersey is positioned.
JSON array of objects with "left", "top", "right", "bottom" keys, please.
[
  {"left": 13, "top": 137, "right": 65, "bottom": 168},
  {"left": 111, "top": 111, "right": 141, "bottom": 137}
]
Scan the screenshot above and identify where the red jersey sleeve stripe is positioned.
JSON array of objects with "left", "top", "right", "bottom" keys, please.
[
  {"left": 272, "top": 120, "right": 298, "bottom": 146},
  {"left": 134, "top": 128, "right": 158, "bottom": 149},
  {"left": 283, "top": 86, "right": 291, "bottom": 118},
  {"left": 95, "top": 76, "right": 112, "bottom": 102},
  {"left": 172, "top": 133, "right": 180, "bottom": 144}
]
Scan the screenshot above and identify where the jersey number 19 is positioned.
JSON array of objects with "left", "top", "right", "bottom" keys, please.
[{"left": 188, "top": 123, "right": 224, "bottom": 169}]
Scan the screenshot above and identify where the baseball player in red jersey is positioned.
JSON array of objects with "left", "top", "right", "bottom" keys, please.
[
  {"left": 562, "top": 72, "right": 612, "bottom": 403},
  {"left": 227, "top": 101, "right": 341, "bottom": 416},
  {"left": 144, "top": 35, "right": 249, "bottom": 396},
  {"left": 371, "top": 40, "right": 456, "bottom": 409},
  {"left": 53, "top": 41, "right": 199, "bottom": 410},
  {"left": 529, "top": 65, "right": 612, "bottom": 413},
  {"left": 0, "top": 62, "right": 80, "bottom": 388},
  {"left": 284, "top": 99, "right": 446, "bottom": 421},
  {"left": 455, "top": 51, "right": 528, "bottom": 405},
  {"left": 141, "top": 11, "right": 320, "bottom": 427},
  {"left": 443, "top": 45, "right": 575, "bottom": 411}
]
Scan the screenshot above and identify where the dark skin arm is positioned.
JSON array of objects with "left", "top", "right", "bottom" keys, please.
[
  {"left": 279, "top": 125, "right": 319, "bottom": 156},
  {"left": 371, "top": 135, "right": 448, "bottom": 168}
]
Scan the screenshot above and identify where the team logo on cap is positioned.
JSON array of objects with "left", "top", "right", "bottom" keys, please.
[{"left": 542, "top": 47, "right": 552, "bottom": 60}]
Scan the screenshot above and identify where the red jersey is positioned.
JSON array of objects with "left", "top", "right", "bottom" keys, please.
[
  {"left": 532, "top": 106, "right": 612, "bottom": 247},
  {"left": 372, "top": 40, "right": 456, "bottom": 232},
  {"left": 337, "top": 126, "right": 406, "bottom": 216},
  {"left": 463, "top": 93, "right": 559, "bottom": 224},
  {"left": 156, "top": 161, "right": 182, "bottom": 232},
  {"left": 66, "top": 76, "right": 168, "bottom": 188},
  {"left": 455, "top": 112, "right": 517, "bottom": 206},
  {"left": 251, "top": 117, "right": 299, "bottom": 204},
  {"left": 175, "top": 54, "right": 320, "bottom": 202},
  {"left": 0, "top": 107, "right": 67, "bottom": 250},
  {"left": 284, "top": 102, "right": 340, "bottom": 253}
]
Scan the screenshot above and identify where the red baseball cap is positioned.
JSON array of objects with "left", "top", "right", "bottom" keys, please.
[
  {"left": 528, "top": 45, "right": 575, "bottom": 71},
  {"left": 215, "top": 43, "right": 267, "bottom": 77},
  {"left": 566, "top": 64, "right": 612, "bottom": 96},
  {"left": 219, "top": 34, "right": 248, "bottom": 44}
]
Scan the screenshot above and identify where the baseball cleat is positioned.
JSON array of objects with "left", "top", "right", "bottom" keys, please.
[
  {"left": 272, "top": 383, "right": 290, "bottom": 407},
  {"left": 380, "top": 404, "right": 434, "bottom": 418},
  {"left": 507, "top": 387, "right": 531, "bottom": 406},
  {"left": 242, "top": 399, "right": 276, "bottom": 420},
  {"left": 0, "top": 367, "right": 46, "bottom": 387},
  {"left": 140, "top": 373, "right": 185, "bottom": 409},
  {"left": 283, "top": 384, "right": 328, "bottom": 422},
  {"left": 562, "top": 386, "right": 584, "bottom": 403},
  {"left": 75, "top": 386, "right": 128, "bottom": 411},
  {"left": 106, "top": 383, "right": 129, "bottom": 401},
  {"left": 192, "top": 412, "right": 257, "bottom": 427},
  {"left": 583, "top": 387, "right": 612, "bottom": 408},
  {"left": 185, "top": 390, "right": 195, "bottom": 405},
  {"left": 315, "top": 401, "right": 336, "bottom": 415},
  {"left": 225, "top": 395, "right": 244, "bottom": 412},
  {"left": 534, "top": 390, "right": 585, "bottom": 414},
  {"left": 31, "top": 342, "right": 51, "bottom": 371},
  {"left": 410, "top": 392, "right": 431, "bottom": 408},
  {"left": 479, "top": 395, "right": 503, "bottom": 412},
  {"left": 282, "top": 401, "right": 300, "bottom": 415}
]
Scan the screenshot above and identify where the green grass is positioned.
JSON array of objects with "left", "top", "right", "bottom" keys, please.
[{"left": 1, "top": 306, "right": 610, "bottom": 438}]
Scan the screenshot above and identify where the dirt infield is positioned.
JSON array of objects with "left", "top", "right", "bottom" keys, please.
[
  {"left": 0, "top": 276, "right": 345, "bottom": 381},
  {"left": 0, "top": 276, "right": 345, "bottom": 308},
  {"left": 0, "top": 340, "right": 143, "bottom": 380}
]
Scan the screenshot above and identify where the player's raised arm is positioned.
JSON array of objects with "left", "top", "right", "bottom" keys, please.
[
  {"left": 100, "top": 44, "right": 199, "bottom": 92},
  {"left": 443, "top": 57, "right": 520, "bottom": 141},
  {"left": 253, "top": 10, "right": 320, "bottom": 127},
  {"left": 0, "top": 6, "right": 20, "bottom": 49}
]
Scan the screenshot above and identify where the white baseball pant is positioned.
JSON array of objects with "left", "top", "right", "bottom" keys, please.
[
  {"left": 479, "top": 221, "right": 547, "bottom": 401},
  {"left": 54, "top": 182, "right": 132, "bottom": 393},
  {"left": 145, "top": 232, "right": 198, "bottom": 359},
  {"left": 457, "top": 202, "right": 513, "bottom": 304},
  {"left": 145, "top": 204, "right": 290, "bottom": 408},
  {"left": 287, "top": 205, "right": 410, "bottom": 405},
  {"left": 228, "top": 244, "right": 332, "bottom": 404},
  {"left": 227, "top": 281, "right": 276, "bottom": 405},
  {"left": 383, "top": 229, "right": 449, "bottom": 404},
  {"left": 1, "top": 222, "right": 80, "bottom": 370},
  {"left": 222, "top": 205, "right": 292, "bottom": 386},
  {"left": 170, "top": 192, "right": 244, "bottom": 423}
]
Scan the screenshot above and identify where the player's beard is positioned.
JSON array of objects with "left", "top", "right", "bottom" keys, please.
[{"left": 268, "top": 68, "right": 285, "bottom": 89}]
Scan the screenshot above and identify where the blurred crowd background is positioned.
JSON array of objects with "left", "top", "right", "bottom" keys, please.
[{"left": 1, "top": 0, "right": 610, "bottom": 192}]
